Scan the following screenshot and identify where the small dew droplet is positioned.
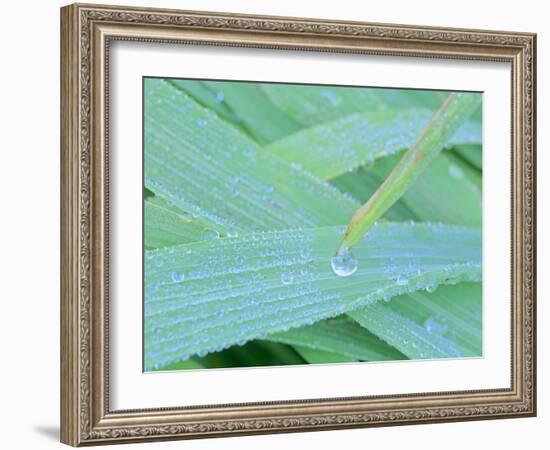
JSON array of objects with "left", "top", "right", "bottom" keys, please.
[
  {"left": 171, "top": 272, "right": 185, "bottom": 283},
  {"left": 203, "top": 230, "right": 220, "bottom": 240},
  {"left": 396, "top": 274, "right": 409, "bottom": 286},
  {"left": 425, "top": 281, "right": 438, "bottom": 293},
  {"left": 330, "top": 246, "right": 358, "bottom": 277},
  {"left": 281, "top": 272, "right": 293, "bottom": 285},
  {"left": 448, "top": 164, "right": 464, "bottom": 179},
  {"left": 424, "top": 316, "right": 449, "bottom": 335}
]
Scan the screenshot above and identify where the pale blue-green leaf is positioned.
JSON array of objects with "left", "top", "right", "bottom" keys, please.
[
  {"left": 171, "top": 79, "right": 302, "bottom": 144},
  {"left": 144, "top": 78, "right": 358, "bottom": 234},
  {"left": 145, "top": 201, "right": 213, "bottom": 248},
  {"left": 144, "top": 223, "right": 481, "bottom": 369},
  {"left": 153, "top": 357, "right": 205, "bottom": 371},
  {"left": 261, "top": 83, "right": 448, "bottom": 126},
  {"left": 168, "top": 79, "right": 240, "bottom": 128},
  {"left": 349, "top": 282, "right": 482, "bottom": 359},
  {"left": 201, "top": 80, "right": 302, "bottom": 144},
  {"left": 332, "top": 150, "right": 481, "bottom": 226},
  {"left": 264, "top": 109, "right": 481, "bottom": 180},
  {"left": 454, "top": 144, "right": 483, "bottom": 171},
  {"left": 291, "top": 345, "right": 356, "bottom": 364},
  {"left": 269, "top": 316, "right": 406, "bottom": 362}
]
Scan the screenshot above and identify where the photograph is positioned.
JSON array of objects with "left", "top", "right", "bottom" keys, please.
[{"left": 143, "top": 78, "right": 483, "bottom": 372}]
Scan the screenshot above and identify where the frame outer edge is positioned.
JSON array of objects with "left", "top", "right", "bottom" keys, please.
[
  {"left": 60, "top": 2, "right": 537, "bottom": 445},
  {"left": 527, "top": 33, "right": 536, "bottom": 416},
  {"left": 61, "top": 4, "right": 81, "bottom": 447}
]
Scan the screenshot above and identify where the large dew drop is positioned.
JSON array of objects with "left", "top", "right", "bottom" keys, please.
[{"left": 330, "top": 245, "right": 358, "bottom": 277}]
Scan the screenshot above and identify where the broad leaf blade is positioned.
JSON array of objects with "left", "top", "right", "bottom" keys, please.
[
  {"left": 338, "top": 93, "right": 482, "bottom": 251},
  {"left": 144, "top": 78, "right": 358, "bottom": 234},
  {"left": 144, "top": 223, "right": 481, "bottom": 369},
  {"left": 454, "top": 144, "right": 483, "bottom": 171},
  {"left": 261, "top": 84, "right": 448, "bottom": 126},
  {"left": 201, "top": 80, "right": 303, "bottom": 144},
  {"left": 269, "top": 316, "right": 406, "bottom": 361},
  {"left": 349, "top": 282, "right": 482, "bottom": 359},
  {"left": 292, "top": 345, "right": 356, "bottom": 364},
  {"left": 265, "top": 109, "right": 481, "bottom": 180},
  {"left": 168, "top": 79, "right": 240, "bottom": 128},
  {"left": 333, "top": 150, "right": 481, "bottom": 226},
  {"left": 145, "top": 200, "right": 212, "bottom": 248}
]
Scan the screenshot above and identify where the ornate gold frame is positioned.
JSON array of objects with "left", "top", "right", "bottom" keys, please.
[{"left": 60, "top": 2, "right": 536, "bottom": 446}]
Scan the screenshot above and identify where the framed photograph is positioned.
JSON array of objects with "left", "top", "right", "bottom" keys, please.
[{"left": 60, "top": 3, "right": 536, "bottom": 446}]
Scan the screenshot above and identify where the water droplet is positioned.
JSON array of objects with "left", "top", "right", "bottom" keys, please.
[
  {"left": 281, "top": 272, "right": 293, "bottom": 285},
  {"left": 214, "top": 92, "right": 224, "bottom": 103},
  {"left": 203, "top": 230, "right": 220, "bottom": 240},
  {"left": 424, "top": 317, "right": 449, "bottom": 335},
  {"left": 196, "top": 118, "right": 208, "bottom": 127},
  {"left": 396, "top": 274, "right": 409, "bottom": 286},
  {"left": 171, "top": 272, "right": 185, "bottom": 283},
  {"left": 343, "top": 191, "right": 356, "bottom": 202},
  {"left": 425, "top": 281, "right": 438, "bottom": 293},
  {"left": 330, "top": 246, "right": 358, "bottom": 277},
  {"left": 197, "top": 349, "right": 208, "bottom": 357},
  {"left": 448, "top": 164, "right": 464, "bottom": 179},
  {"left": 319, "top": 89, "right": 342, "bottom": 106},
  {"left": 235, "top": 255, "right": 244, "bottom": 265}
]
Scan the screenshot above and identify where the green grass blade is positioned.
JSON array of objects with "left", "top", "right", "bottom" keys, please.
[
  {"left": 264, "top": 109, "right": 481, "bottom": 180},
  {"left": 349, "top": 282, "right": 482, "bottom": 359},
  {"left": 144, "top": 223, "right": 481, "bottom": 369},
  {"left": 144, "top": 200, "right": 213, "bottom": 248},
  {"left": 261, "top": 83, "right": 447, "bottom": 126},
  {"left": 333, "top": 150, "right": 481, "bottom": 226},
  {"left": 337, "top": 93, "right": 482, "bottom": 253},
  {"left": 291, "top": 345, "right": 357, "bottom": 364},
  {"left": 154, "top": 357, "right": 205, "bottom": 371},
  {"left": 168, "top": 79, "right": 240, "bottom": 128},
  {"left": 269, "top": 316, "right": 406, "bottom": 361},
  {"left": 155, "top": 340, "right": 307, "bottom": 370},
  {"left": 172, "top": 79, "right": 303, "bottom": 144},
  {"left": 201, "top": 80, "right": 303, "bottom": 144},
  {"left": 144, "top": 78, "right": 358, "bottom": 234},
  {"left": 454, "top": 144, "right": 483, "bottom": 171}
]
